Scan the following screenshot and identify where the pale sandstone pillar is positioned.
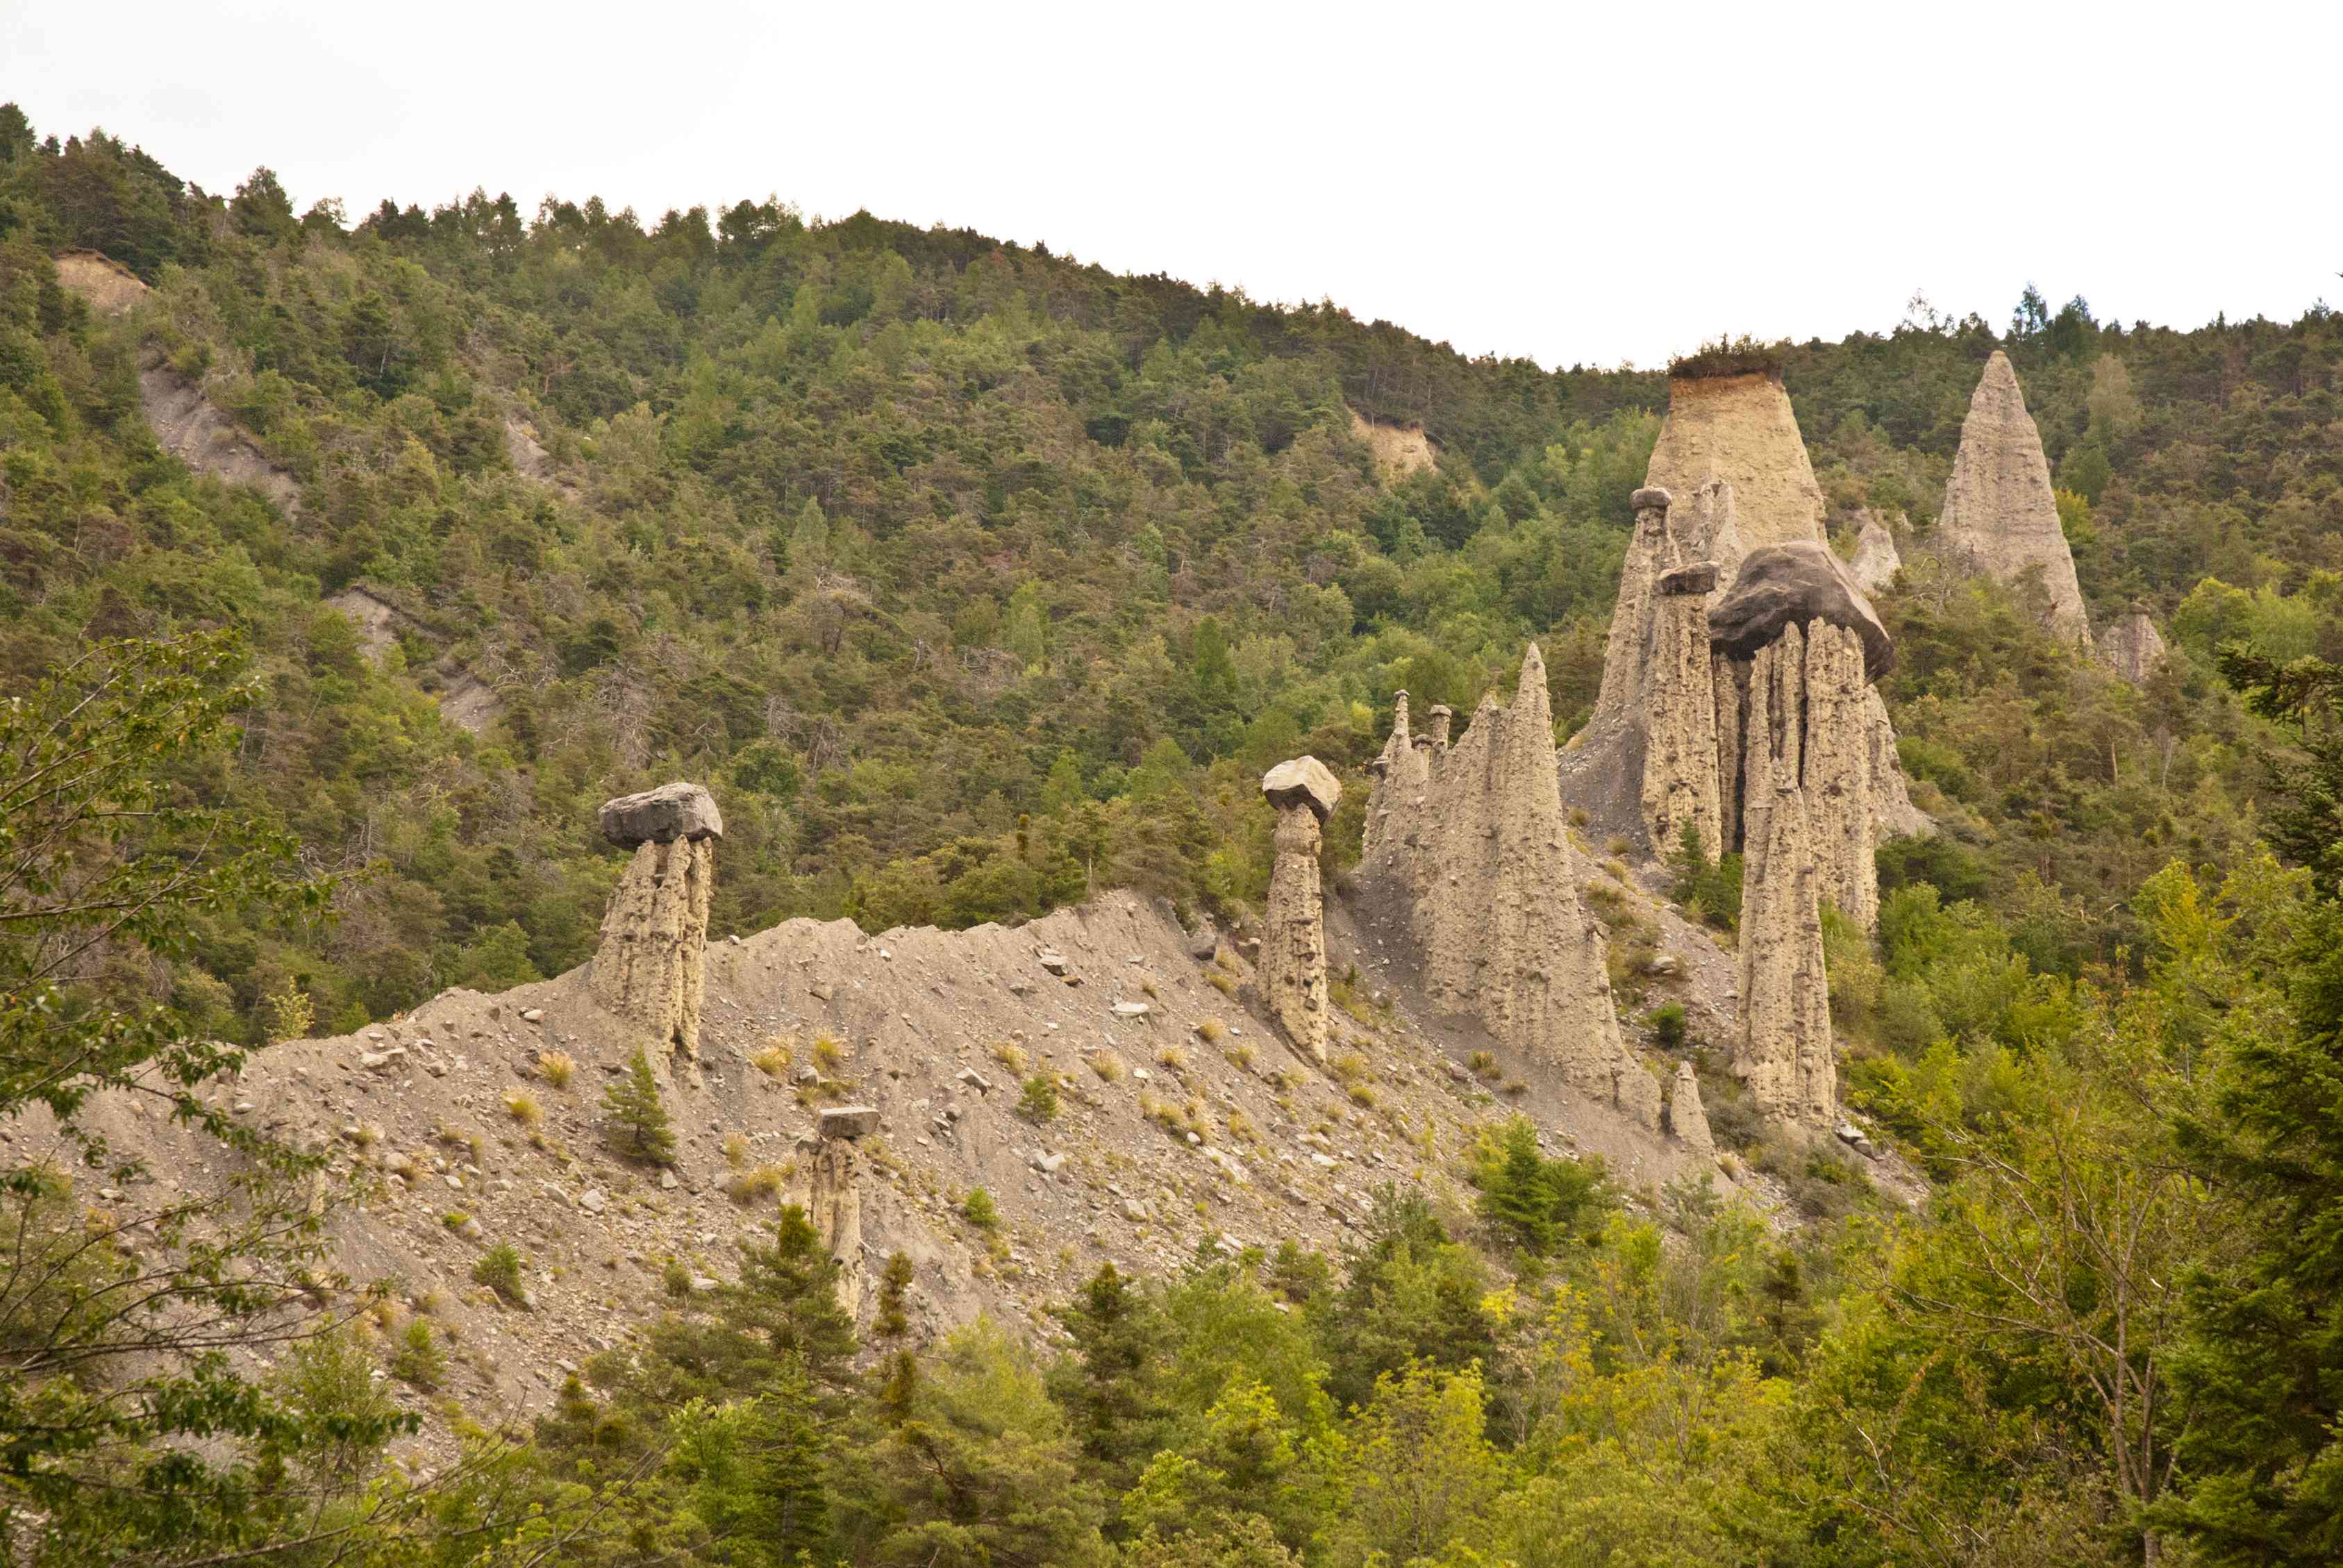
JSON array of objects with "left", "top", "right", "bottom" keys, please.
[
  {"left": 1259, "top": 758, "right": 1341, "bottom": 1064},
  {"left": 1642, "top": 560, "right": 1723, "bottom": 862},
  {"left": 1735, "top": 782, "right": 1835, "bottom": 1127}
]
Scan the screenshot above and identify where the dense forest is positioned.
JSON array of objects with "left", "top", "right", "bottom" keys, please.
[{"left": 4, "top": 106, "right": 2343, "bottom": 1567}]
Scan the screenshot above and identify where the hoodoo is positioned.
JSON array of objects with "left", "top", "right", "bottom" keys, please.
[
  {"left": 1668, "top": 1059, "right": 1716, "bottom": 1164},
  {"left": 590, "top": 783, "right": 723, "bottom": 1056},
  {"left": 1562, "top": 365, "right": 1928, "bottom": 859},
  {"left": 1847, "top": 510, "right": 1903, "bottom": 594},
  {"left": 1258, "top": 757, "right": 1342, "bottom": 1063},
  {"left": 806, "top": 1106, "right": 876, "bottom": 1314},
  {"left": 1937, "top": 351, "right": 2094, "bottom": 647},
  {"left": 1361, "top": 648, "right": 1660, "bottom": 1129}
]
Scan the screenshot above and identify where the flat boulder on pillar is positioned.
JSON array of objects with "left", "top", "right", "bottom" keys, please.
[
  {"left": 819, "top": 1106, "right": 881, "bottom": 1140},
  {"left": 600, "top": 783, "right": 726, "bottom": 848},
  {"left": 1658, "top": 561, "right": 1719, "bottom": 597},
  {"left": 1261, "top": 756, "right": 1342, "bottom": 821},
  {"left": 1708, "top": 542, "right": 1894, "bottom": 681}
]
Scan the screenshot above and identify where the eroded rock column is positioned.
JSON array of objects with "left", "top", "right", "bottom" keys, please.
[
  {"left": 1735, "top": 783, "right": 1835, "bottom": 1128},
  {"left": 1668, "top": 1060, "right": 1716, "bottom": 1165},
  {"left": 1642, "top": 558, "right": 1723, "bottom": 862},
  {"left": 808, "top": 1105, "right": 877, "bottom": 1315},
  {"left": 1259, "top": 757, "right": 1341, "bottom": 1064},
  {"left": 1801, "top": 621, "right": 1878, "bottom": 933},
  {"left": 590, "top": 783, "right": 723, "bottom": 1056}
]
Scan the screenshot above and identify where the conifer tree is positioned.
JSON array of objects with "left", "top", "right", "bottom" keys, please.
[{"left": 601, "top": 1046, "right": 676, "bottom": 1165}]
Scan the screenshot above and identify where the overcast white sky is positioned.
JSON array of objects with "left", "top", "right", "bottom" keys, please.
[{"left": 8, "top": 1, "right": 2337, "bottom": 367}]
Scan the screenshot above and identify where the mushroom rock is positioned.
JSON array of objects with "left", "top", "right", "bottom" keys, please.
[
  {"left": 2101, "top": 603, "right": 2169, "bottom": 685},
  {"left": 1361, "top": 646, "right": 1659, "bottom": 1131},
  {"left": 590, "top": 785, "right": 717, "bottom": 1055},
  {"left": 1937, "top": 351, "right": 2094, "bottom": 649},
  {"left": 1258, "top": 758, "right": 1338, "bottom": 1064},
  {"left": 1667, "top": 1060, "right": 1716, "bottom": 1165},
  {"left": 1426, "top": 704, "right": 1454, "bottom": 752},
  {"left": 1642, "top": 559, "right": 1724, "bottom": 862},
  {"left": 1735, "top": 783, "right": 1836, "bottom": 1128},
  {"left": 1847, "top": 509, "right": 1903, "bottom": 594}
]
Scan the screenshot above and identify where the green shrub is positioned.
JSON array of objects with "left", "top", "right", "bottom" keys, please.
[
  {"left": 1668, "top": 821, "right": 1743, "bottom": 932},
  {"left": 473, "top": 1243, "right": 528, "bottom": 1308},
  {"left": 1017, "top": 1074, "right": 1058, "bottom": 1122},
  {"left": 601, "top": 1046, "right": 676, "bottom": 1165},
  {"left": 1649, "top": 1002, "right": 1688, "bottom": 1052},
  {"left": 1469, "top": 1117, "right": 1615, "bottom": 1255},
  {"left": 390, "top": 1320, "right": 446, "bottom": 1390},
  {"left": 962, "top": 1187, "right": 999, "bottom": 1228}
]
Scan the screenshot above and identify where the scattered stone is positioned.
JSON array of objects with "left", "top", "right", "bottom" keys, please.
[
  {"left": 1037, "top": 951, "right": 1068, "bottom": 974},
  {"left": 956, "top": 1068, "right": 993, "bottom": 1093},
  {"left": 1110, "top": 1001, "right": 1151, "bottom": 1019},
  {"left": 577, "top": 1188, "right": 606, "bottom": 1215},
  {"left": 819, "top": 1106, "right": 881, "bottom": 1140},
  {"left": 520, "top": 1008, "right": 544, "bottom": 1023}
]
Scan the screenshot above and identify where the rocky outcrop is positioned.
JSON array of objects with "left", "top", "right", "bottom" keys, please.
[
  {"left": 53, "top": 249, "right": 149, "bottom": 315},
  {"left": 1938, "top": 351, "right": 2094, "bottom": 648},
  {"left": 1706, "top": 542, "right": 1894, "bottom": 678},
  {"left": 138, "top": 354, "right": 306, "bottom": 519},
  {"left": 1562, "top": 369, "right": 1929, "bottom": 856},
  {"left": 2101, "top": 603, "right": 2169, "bottom": 685},
  {"left": 1735, "top": 783, "right": 1836, "bottom": 1126},
  {"left": 1258, "top": 758, "right": 1340, "bottom": 1063},
  {"left": 1362, "top": 648, "right": 1659, "bottom": 1129},
  {"left": 1847, "top": 510, "right": 1903, "bottom": 594},
  {"left": 1667, "top": 1060, "right": 1715, "bottom": 1164},
  {"left": 590, "top": 785, "right": 722, "bottom": 1054}
]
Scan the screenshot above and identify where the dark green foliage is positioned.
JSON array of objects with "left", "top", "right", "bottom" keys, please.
[
  {"left": 1649, "top": 1001, "right": 1688, "bottom": 1051},
  {"left": 602, "top": 1046, "right": 676, "bottom": 1165},
  {"left": 961, "top": 1187, "right": 999, "bottom": 1228},
  {"left": 1469, "top": 1117, "right": 1616, "bottom": 1256},
  {"left": 1018, "top": 1071, "right": 1059, "bottom": 1122},
  {"left": 1667, "top": 820, "right": 1743, "bottom": 931},
  {"left": 875, "top": 1251, "right": 914, "bottom": 1339},
  {"left": 390, "top": 1320, "right": 445, "bottom": 1390}
]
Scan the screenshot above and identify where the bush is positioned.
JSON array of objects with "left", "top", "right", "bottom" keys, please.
[
  {"left": 1017, "top": 1074, "right": 1058, "bottom": 1122},
  {"left": 1470, "top": 1117, "right": 1615, "bottom": 1254},
  {"left": 473, "top": 1244, "right": 528, "bottom": 1308},
  {"left": 1649, "top": 1003, "right": 1688, "bottom": 1052},
  {"left": 751, "top": 1040, "right": 793, "bottom": 1078},
  {"left": 876, "top": 1251, "right": 914, "bottom": 1338},
  {"left": 535, "top": 1050, "right": 575, "bottom": 1088},
  {"left": 390, "top": 1321, "right": 445, "bottom": 1390},
  {"left": 962, "top": 1188, "right": 999, "bottom": 1228},
  {"left": 503, "top": 1090, "right": 541, "bottom": 1126}
]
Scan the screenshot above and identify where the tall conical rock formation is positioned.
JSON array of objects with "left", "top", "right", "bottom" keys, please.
[
  {"left": 1562, "top": 370, "right": 1929, "bottom": 856},
  {"left": 1937, "top": 351, "right": 2094, "bottom": 648},
  {"left": 1360, "top": 648, "right": 1659, "bottom": 1129},
  {"left": 1846, "top": 509, "right": 1903, "bottom": 594}
]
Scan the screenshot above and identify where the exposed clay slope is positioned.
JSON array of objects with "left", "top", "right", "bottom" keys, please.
[
  {"left": 53, "top": 249, "right": 149, "bottom": 315},
  {"left": 137, "top": 354, "right": 308, "bottom": 518},
  {"left": 1937, "top": 351, "right": 2094, "bottom": 647},
  {"left": 1348, "top": 408, "right": 1439, "bottom": 478}
]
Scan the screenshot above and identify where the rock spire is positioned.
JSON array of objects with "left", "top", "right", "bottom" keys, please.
[
  {"left": 1938, "top": 351, "right": 2094, "bottom": 648},
  {"left": 1257, "top": 758, "right": 1341, "bottom": 1064},
  {"left": 1735, "top": 783, "right": 1837, "bottom": 1126},
  {"left": 1667, "top": 1060, "right": 1715, "bottom": 1164},
  {"left": 1847, "top": 510, "right": 1903, "bottom": 594},
  {"left": 590, "top": 783, "right": 722, "bottom": 1055},
  {"left": 1360, "top": 647, "right": 1659, "bottom": 1129},
  {"left": 804, "top": 1107, "right": 876, "bottom": 1315},
  {"left": 2101, "top": 603, "right": 2169, "bottom": 685}
]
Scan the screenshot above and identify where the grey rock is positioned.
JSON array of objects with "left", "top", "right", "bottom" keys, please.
[
  {"left": 1658, "top": 560, "right": 1719, "bottom": 597},
  {"left": 577, "top": 1187, "right": 606, "bottom": 1215},
  {"left": 819, "top": 1106, "right": 881, "bottom": 1140},
  {"left": 598, "top": 782, "right": 725, "bottom": 847},
  {"left": 1260, "top": 756, "right": 1342, "bottom": 822},
  {"left": 1630, "top": 485, "right": 1674, "bottom": 513},
  {"left": 1708, "top": 542, "right": 1894, "bottom": 680}
]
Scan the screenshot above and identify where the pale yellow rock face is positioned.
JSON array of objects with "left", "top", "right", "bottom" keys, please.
[
  {"left": 1939, "top": 351, "right": 2094, "bottom": 648},
  {"left": 1642, "top": 584, "right": 1723, "bottom": 862},
  {"left": 808, "top": 1139, "right": 865, "bottom": 1314},
  {"left": 1848, "top": 510, "right": 1903, "bottom": 594},
  {"left": 1668, "top": 1059, "right": 1715, "bottom": 1164},
  {"left": 1735, "top": 783, "right": 1836, "bottom": 1127},
  {"left": 590, "top": 837, "right": 714, "bottom": 1054},
  {"left": 1365, "top": 648, "right": 1658, "bottom": 1130},
  {"left": 1645, "top": 374, "right": 1828, "bottom": 553},
  {"left": 1801, "top": 622, "right": 1879, "bottom": 933},
  {"left": 1259, "top": 804, "right": 1331, "bottom": 1063},
  {"left": 2101, "top": 607, "right": 2169, "bottom": 684}
]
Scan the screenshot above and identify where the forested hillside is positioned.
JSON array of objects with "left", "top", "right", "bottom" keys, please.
[{"left": 8, "top": 106, "right": 2343, "bottom": 1568}]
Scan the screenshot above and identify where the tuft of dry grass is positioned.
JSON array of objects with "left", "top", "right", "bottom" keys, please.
[
  {"left": 990, "top": 1040, "right": 1029, "bottom": 1074},
  {"left": 535, "top": 1050, "right": 576, "bottom": 1089},
  {"left": 1090, "top": 1049, "right": 1126, "bottom": 1082},
  {"left": 1156, "top": 1044, "right": 1188, "bottom": 1071},
  {"left": 1226, "top": 1042, "right": 1257, "bottom": 1071},
  {"left": 1206, "top": 971, "right": 1237, "bottom": 997},
  {"left": 812, "top": 1035, "right": 845, "bottom": 1071},
  {"left": 1330, "top": 1051, "right": 1371, "bottom": 1085},
  {"left": 726, "top": 1165, "right": 787, "bottom": 1204},
  {"left": 723, "top": 1132, "right": 750, "bottom": 1169},
  {"left": 1469, "top": 1050, "right": 1499, "bottom": 1078},
  {"left": 751, "top": 1040, "right": 793, "bottom": 1078},
  {"left": 503, "top": 1091, "right": 542, "bottom": 1127},
  {"left": 1195, "top": 1018, "right": 1226, "bottom": 1044}
]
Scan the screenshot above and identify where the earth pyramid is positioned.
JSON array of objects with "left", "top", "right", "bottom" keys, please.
[{"left": 1937, "top": 351, "right": 2095, "bottom": 647}]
